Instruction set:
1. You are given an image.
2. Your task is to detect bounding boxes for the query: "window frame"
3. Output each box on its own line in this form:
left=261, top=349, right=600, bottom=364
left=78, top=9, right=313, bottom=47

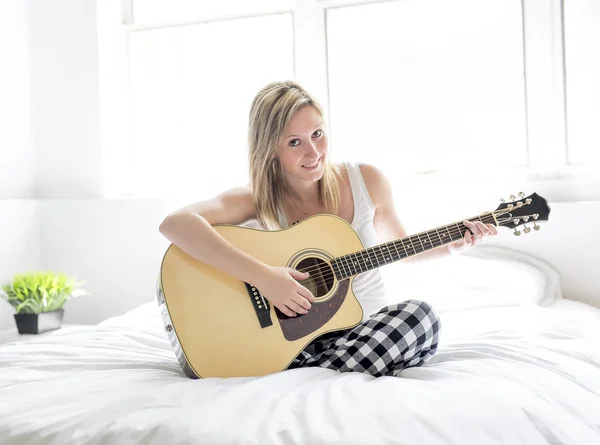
left=97, top=0, right=600, bottom=202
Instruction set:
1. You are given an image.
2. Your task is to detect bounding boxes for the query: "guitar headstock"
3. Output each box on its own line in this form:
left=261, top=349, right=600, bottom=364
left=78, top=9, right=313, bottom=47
left=494, top=192, right=550, bottom=236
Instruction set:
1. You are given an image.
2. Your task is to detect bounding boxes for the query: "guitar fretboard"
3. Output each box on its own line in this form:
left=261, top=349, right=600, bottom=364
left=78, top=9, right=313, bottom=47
left=331, top=213, right=496, bottom=280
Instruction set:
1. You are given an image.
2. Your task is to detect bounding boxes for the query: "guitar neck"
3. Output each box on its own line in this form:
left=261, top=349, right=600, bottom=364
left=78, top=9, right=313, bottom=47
left=331, top=213, right=497, bottom=280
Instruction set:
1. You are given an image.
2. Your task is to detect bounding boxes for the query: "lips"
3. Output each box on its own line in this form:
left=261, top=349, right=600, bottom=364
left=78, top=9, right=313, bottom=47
left=301, top=158, right=320, bottom=168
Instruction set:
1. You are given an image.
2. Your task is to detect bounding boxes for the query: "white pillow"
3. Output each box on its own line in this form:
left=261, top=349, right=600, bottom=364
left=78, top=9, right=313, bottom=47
left=382, top=245, right=563, bottom=312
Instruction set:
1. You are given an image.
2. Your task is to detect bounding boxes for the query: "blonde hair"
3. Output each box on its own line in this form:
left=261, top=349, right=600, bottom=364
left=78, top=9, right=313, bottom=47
left=248, top=80, right=341, bottom=230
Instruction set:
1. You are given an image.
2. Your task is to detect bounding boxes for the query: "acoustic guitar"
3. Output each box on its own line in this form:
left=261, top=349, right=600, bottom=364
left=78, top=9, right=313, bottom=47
left=157, top=192, right=550, bottom=379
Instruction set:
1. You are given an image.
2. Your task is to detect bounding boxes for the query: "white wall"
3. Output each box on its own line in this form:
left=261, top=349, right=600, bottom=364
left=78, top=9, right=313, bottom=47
left=0, top=0, right=34, bottom=199
left=0, top=0, right=39, bottom=329
left=29, top=0, right=103, bottom=198
left=1, top=0, right=599, bottom=329
left=38, top=198, right=171, bottom=325
left=0, top=201, right=40, bottom=329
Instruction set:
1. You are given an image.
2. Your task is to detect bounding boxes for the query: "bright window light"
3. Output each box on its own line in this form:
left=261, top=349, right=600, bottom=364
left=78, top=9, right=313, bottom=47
left=132, top=0, right=294, bottom=24
left=564, top=0, right=600, bottom=165
left=127, top=14, right=294, bottom=198
left=326, top=0, right=527, bottom=174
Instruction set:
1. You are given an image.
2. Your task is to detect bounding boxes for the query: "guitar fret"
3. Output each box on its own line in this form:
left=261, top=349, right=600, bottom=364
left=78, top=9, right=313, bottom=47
left=399, top=240, right=409, bottom=258
left=356, top=250, right=365, bottom=272
left=456, top=223, right=463, bottom=239
left=371, top=247, right=381, bottom=267
left=436, top=229, right=444, bottom=245
left=341, top=255, right=351, bottom=278
left=365, top=249, right=374, bottom=269
left=445, top=226, right=454, bottom=241
left=416, top=234, right=425, bottom=251
left=407, top=236, right=418, bottom=255
left=354, top=252, right=364, bottom=273
left=373, top=245, right=385, bottom=266
left=360, top=250, right=371, bottom=271
left=382, top=245, right=388, bottom=263
left=425, top=230, right=435, bottom=248
left=383, top=244, right=394, bottom=263
left=380, top=245, right=387, bottom=264
left=352, top=253, right=362, bottom=274
left=385, top=243, right=400, bottom=263
left=365, top=249, right=375, bottom=271
left=347, top=253, right=357, bottom=275
left=391, top=241, right=403, bottom=260
left=331, top=259, right=341, bottom=280
left=352, top=253, right=361, bottom=274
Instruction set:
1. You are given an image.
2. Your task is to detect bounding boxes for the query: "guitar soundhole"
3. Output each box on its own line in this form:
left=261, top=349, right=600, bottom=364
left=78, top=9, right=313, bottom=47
left=296, top=257, right=335, bottom=299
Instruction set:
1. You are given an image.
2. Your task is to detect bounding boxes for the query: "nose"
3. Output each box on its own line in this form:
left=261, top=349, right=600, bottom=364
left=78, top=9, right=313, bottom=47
left=307, top=139, right=320, bottom=156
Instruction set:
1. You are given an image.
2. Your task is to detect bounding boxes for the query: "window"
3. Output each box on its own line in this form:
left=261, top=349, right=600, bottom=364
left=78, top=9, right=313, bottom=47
left=132, top=0, right=294, bottom=25
left=326, top=0, right=527, bottom=173
left=97, top=0, right=600, bottom=202
left=564, top=0, right=600, bottom=165
left=124, top=14, right=294, bottom=198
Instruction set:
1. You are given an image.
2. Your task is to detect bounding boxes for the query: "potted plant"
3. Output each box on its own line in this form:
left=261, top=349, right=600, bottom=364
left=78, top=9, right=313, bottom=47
left=0, top=271, right=90, bottom=334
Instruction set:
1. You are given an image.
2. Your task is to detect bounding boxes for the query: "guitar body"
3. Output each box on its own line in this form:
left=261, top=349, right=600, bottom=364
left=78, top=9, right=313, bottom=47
left=157, top=214, right=365, bottom=379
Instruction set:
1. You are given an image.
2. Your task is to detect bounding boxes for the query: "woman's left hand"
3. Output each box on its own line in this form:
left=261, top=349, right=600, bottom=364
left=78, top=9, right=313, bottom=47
left=448, top=220, right=498, bottom=256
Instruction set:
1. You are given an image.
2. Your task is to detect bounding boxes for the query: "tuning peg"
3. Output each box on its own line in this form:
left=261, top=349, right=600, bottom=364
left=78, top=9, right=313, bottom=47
left=513, top=228, right=521, bottom=236
left=509, top=195, right=516, bottom=201
left=523, top=226, right=531, bottom=234
left=518, top=192, right=526, bottom=198
left=501, top=198, right=506, bottom=203
left=533, top=223, right=540, bottom=231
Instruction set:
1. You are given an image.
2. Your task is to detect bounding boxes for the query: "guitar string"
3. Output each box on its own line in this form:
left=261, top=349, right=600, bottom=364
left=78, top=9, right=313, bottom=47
left=294, top=214, right=498, bottom=282
left=297, top=215, right=537, bottom=284
left=294, top=205, right=531, bottom=277
left=293, top=213, right=498, bottom=278
left=295, top=208, right=534, bottom=281
left=290, top=209, right=536, bottom=281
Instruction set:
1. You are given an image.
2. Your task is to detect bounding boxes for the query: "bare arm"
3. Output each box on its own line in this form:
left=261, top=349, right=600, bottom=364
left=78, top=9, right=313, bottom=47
left=159, top=187, right=269, bottom=286
left=361, top=164, right=497, bottom=264
left=158, top=187, right=315, bottom=316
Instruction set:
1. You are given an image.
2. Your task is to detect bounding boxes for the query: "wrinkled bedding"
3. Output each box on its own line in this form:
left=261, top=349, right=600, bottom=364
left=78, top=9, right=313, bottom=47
left=1, top=298, right=599, bottom=445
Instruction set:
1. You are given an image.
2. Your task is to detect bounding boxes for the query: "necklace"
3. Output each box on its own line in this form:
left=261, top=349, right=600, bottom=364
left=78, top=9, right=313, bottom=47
left=287, top=195, right=316, bottom=226
left=288, top=195, right=313, bottom=216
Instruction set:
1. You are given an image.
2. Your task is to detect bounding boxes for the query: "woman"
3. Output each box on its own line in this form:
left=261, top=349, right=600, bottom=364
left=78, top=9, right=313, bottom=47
left=159, top=80, right=497, bottom=377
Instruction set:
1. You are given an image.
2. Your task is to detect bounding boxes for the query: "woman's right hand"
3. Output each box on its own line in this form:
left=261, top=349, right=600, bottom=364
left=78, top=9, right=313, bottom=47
left=253, top=266, right=315, bottom=317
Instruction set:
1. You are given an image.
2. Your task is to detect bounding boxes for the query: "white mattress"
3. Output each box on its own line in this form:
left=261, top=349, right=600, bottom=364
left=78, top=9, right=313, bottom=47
left=1, top=299, right=599, bottom=445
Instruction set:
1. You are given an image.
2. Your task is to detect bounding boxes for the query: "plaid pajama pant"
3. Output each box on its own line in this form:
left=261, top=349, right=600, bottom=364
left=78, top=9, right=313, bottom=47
left=288, top=299, right=441, bottom=377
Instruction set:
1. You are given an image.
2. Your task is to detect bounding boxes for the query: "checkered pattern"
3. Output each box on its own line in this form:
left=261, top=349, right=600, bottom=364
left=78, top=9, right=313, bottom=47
left=288, top=299, right=441, bottom=377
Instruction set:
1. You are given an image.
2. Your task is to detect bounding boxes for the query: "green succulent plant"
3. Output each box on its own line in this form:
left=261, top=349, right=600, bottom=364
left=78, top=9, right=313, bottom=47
left=1, top=271, right=90, bottom=315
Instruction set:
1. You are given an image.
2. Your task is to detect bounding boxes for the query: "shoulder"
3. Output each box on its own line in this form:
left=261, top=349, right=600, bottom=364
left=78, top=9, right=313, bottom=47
left=216, top=185, right=255, bottom=212
left=219, top=185, right=253, bottom=201
left=167, top=185, right=256, bottom=226
left=356, top=163, right=392, bottom=208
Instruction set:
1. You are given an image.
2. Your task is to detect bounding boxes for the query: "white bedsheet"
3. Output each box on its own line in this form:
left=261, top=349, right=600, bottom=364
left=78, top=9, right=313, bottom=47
left=1, top=300, right=599, bottom=445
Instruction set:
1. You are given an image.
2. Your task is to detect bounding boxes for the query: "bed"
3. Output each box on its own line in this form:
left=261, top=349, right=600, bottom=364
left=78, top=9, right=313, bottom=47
left=1, top=246, right=599, bottom=445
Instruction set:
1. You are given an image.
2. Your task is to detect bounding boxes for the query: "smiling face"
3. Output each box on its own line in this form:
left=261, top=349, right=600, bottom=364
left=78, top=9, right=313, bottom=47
left=275, top=105, right=328, bottom=189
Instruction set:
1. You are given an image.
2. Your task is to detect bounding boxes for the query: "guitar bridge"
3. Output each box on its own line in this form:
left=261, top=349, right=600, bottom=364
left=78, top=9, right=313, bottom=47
left=244, top=282, right=273, bottom=328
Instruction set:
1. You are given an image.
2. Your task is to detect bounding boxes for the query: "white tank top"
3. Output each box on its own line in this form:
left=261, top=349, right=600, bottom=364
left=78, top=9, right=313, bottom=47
left=278, top=162, right=388, bottom=321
